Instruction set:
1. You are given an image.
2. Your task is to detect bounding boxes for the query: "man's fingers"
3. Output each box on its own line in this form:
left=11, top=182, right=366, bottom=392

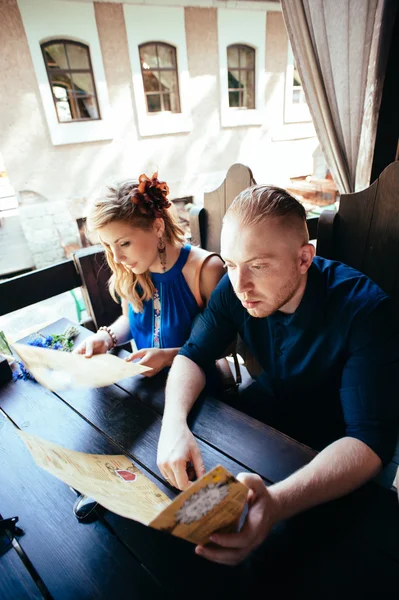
left=195, top=544, right=244, bottom=566
left=84, top=341, right=93, bottom=358
left=237, top=472, right=265, bottom=498
left=209, top=528, right=249, bottom=549
left=191, top=443, right=206, bottom=480
left=125, top=349, right=146, bottom=362
left=174, top=461, right=191, bottom=490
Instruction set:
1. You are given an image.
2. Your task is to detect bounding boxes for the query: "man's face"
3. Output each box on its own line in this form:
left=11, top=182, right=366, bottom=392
left=221, top=216, right=310, bottom=318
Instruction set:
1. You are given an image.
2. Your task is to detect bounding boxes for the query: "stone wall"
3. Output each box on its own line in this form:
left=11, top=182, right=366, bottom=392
left=19, top=198, right=80, bottom=269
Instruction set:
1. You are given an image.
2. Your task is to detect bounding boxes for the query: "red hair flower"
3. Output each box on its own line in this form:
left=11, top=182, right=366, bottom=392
left=131, top=172, right=171, bottom=217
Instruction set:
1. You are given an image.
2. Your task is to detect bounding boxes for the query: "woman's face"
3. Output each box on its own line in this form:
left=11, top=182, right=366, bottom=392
left=98, top=219, right=162, bottom=275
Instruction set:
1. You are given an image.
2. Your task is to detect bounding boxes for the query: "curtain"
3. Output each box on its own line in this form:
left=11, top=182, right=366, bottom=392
left=281, top=0, right=396, bottom=193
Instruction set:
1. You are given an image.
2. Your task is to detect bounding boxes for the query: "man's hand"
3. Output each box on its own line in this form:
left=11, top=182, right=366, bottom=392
left=157, top=420, right=206, bottom=489
left=125, top=348, right=177, bottom=377
left=195, top=473, right=278, bottom=566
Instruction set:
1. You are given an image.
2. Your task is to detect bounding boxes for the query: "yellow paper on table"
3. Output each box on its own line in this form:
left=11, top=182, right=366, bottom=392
left=11, top=343, right=151, bottom=391
left=18, top=430, right=248, bottom=545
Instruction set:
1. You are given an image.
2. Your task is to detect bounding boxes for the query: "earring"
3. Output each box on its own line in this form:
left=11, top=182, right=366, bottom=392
left=158, top=237, right=166, bottom=272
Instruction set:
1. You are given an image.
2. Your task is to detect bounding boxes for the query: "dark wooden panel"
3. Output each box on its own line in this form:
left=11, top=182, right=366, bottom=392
left=0, top=260, right=81, bottom=316
left=0, top=548, right=43, bottom=600
left=316, top=211, right=337, bottom=258
left=38, top=320, right=315, bottom=483
left=0, top=411, right=163, bottom=600
left=332, top=179, right=378, bottom=271
left=306, top=215, right=319, bottom=241
left=362, top=161, right=399, bottom=297
left=73, top=246, right=121, bottom=329
left=188, top=205, right=207, bottom=248
left=36, top=319, right=315, bottom=483
left=35, top=320, right=267, bottom=481
left=115, top=370, right=316, bottom=484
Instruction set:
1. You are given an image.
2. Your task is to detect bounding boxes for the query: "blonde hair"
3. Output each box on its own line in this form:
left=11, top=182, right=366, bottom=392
left=224, top=185, right=309, bottom=243
left=87, top=178, right=185, bottom=312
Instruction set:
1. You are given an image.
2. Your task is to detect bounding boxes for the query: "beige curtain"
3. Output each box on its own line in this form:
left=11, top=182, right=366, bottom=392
left=281, top=0, right=396, bottom=193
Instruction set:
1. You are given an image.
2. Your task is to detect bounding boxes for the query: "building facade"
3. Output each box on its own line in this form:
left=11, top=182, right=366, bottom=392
left=1, top=0, right=318, bottom=210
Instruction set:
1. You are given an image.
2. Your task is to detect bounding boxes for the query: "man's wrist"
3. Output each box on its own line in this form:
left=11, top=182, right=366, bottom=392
left=163, top=348, right=179, bottom=367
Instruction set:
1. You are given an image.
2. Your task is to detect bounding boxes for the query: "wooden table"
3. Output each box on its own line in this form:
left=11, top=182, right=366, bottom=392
left=1, top=319, right=398, bottom=600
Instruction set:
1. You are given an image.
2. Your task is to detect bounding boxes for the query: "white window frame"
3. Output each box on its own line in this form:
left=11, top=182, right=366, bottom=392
left=284, top=43, right=312, bottom=124
left=218, top=9, right=266, bottom=128
left=17, top=0, right=113, bottom=146
left=124, top=5, right=192, bottom=137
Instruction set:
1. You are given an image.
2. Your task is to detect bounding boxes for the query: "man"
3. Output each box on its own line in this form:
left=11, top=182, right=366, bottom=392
left=157, top=185, right=399, bottom=566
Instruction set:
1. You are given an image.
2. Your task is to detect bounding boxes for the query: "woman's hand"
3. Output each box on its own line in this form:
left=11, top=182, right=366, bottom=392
left=74, top=331, right=112, bottom=357
left=125, top=347, right=177, bottom=377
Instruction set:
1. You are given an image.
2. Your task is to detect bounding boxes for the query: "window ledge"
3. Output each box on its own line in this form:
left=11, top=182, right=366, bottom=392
left=138, top=112, right=192, bottom=137
left=49, top=119, right=114, bottom=146
left=271, top=122, right=316, bottom=142
left=221, top=108, right=263, bottom=128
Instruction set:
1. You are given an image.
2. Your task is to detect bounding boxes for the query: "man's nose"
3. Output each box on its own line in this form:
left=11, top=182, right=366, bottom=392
left=234, top=268, right=252, bottom=294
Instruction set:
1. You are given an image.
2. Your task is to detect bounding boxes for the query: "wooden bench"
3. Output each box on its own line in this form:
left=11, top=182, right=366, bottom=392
left=317, top=161, right=399, bottom=491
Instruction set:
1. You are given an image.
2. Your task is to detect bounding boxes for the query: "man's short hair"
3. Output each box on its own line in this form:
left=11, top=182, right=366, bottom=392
left=225, top=185, right=307, bottom=228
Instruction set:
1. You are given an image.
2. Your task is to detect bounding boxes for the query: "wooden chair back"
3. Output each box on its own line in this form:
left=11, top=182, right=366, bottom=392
left=189, top=163, right=256, bottom=253
left=73, top=245, right=122, bottom=329
left=318, top=161, right=399, bottom=491
left=317, top=161, right=399, bottom=302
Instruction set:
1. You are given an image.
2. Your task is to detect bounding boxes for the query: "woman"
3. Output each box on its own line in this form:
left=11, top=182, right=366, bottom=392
left=75, top=173, right=225, bottom=376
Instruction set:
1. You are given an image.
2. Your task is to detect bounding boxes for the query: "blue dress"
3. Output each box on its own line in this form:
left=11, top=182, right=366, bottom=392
left=128, top=244, right=202, bottom=349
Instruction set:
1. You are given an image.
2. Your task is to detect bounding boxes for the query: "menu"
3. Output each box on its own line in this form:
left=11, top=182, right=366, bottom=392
left=19, top=430, right=248, bottom=545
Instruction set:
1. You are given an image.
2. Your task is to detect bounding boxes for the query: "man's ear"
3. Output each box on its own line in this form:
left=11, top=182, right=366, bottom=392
left=299, top=243, right=315, bottom=273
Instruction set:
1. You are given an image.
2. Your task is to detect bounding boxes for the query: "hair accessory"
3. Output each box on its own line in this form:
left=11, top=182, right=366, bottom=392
left=130, top=173, right=171, bottom=217
left=98, top=326, right=117, bottom=350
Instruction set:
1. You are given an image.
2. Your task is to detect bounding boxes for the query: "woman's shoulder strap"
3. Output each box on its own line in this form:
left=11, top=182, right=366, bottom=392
left=190, top=246, right=223, bottom=309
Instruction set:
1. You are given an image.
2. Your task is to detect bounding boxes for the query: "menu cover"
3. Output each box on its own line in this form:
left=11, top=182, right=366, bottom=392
left=19, top=430, right=248, bottom=545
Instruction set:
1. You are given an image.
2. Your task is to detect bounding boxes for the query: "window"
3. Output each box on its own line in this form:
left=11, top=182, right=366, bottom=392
left=284, top=43, right=311, bottom=123
left=139, top=43, right=180, bottom=114
left=292, top=61, right=306, bottom=104
left=227, top=44, right=255, bottom=109
left=41, top=40, right=100, bottom=123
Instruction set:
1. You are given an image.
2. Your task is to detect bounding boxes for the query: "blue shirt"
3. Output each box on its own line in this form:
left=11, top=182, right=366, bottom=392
left=128, top=244, right=201, bottom=349
left=179, top=257, right=399, bottom=463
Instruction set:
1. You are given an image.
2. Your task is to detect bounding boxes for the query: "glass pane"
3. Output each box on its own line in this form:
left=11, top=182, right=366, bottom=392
left=163, top=94, right=171, bottom=111
left=228, top=70, right=242, bottom=90
left=52, top=85, right=73, bottom=121
left=142, top=70, right=160, bottom=93
left=71, top=73, right=94, bottom=97
left=140, top=44, right=158, bottom=70
left=293, top=88, right=301, bottom=104
left=229, top=91, right=240, bottom=107
left=239, top=46, right=255, bottom=69
left=157, top=44, right=175, bottom=68
left=240, top=71, right=255, bottom=108
left=227, top=46, right=239, bottom=68
left=146, top=94, right=161, bottom=112
left=160, top=70, right=177, bottom=94
left=169, top=92, right=180, bottom=113
left=43, top=44, right=68, bottom=70
left=66, top=43, right=90, bottom=70
left=76, top=95, right=98, bottom=119
left=293, top=63, right=301, bottom=87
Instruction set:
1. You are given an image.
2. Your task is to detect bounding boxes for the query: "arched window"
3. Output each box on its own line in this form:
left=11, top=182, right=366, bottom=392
left=139, top=42, right=181, bottom=113
left=41, top=40, right=100, bottom=122
left=227, top=44, right=255, bottom=109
